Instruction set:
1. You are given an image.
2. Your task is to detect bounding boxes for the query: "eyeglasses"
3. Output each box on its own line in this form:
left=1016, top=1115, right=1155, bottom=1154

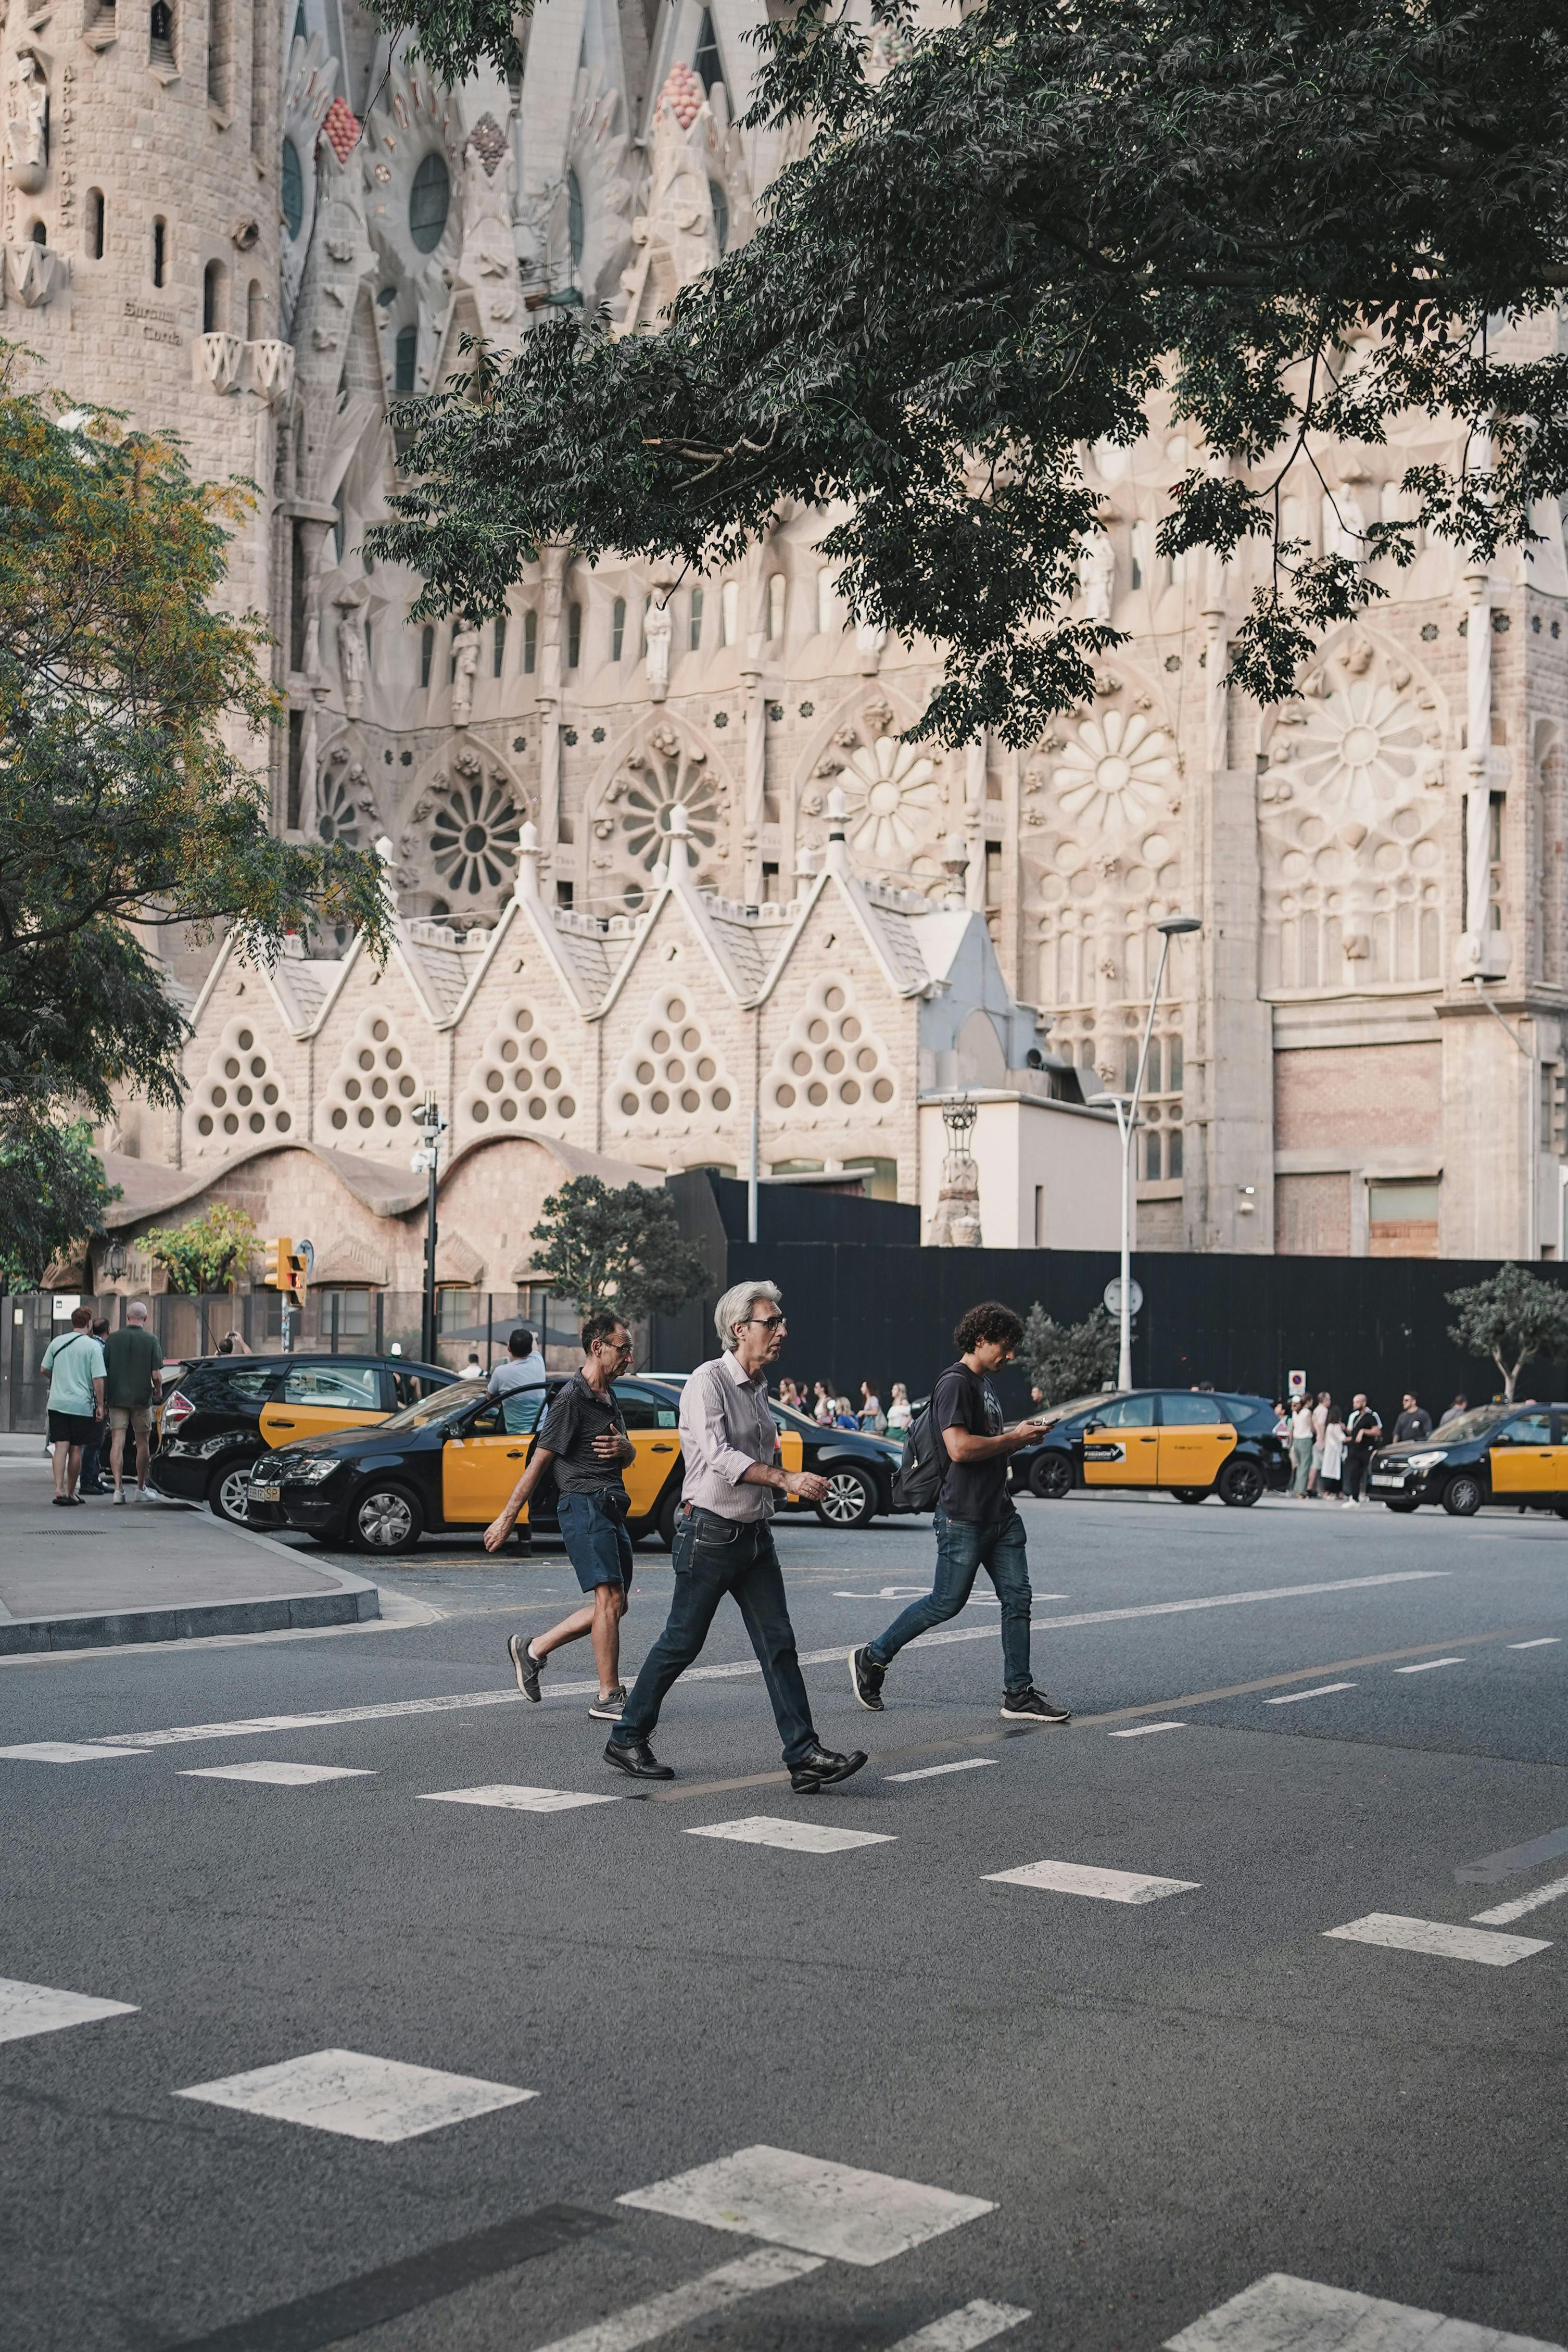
left=748, top=1312, right=787, bottom=1330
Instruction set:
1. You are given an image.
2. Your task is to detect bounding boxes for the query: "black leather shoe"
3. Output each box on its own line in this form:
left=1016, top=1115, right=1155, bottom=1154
left=789, top=1747, right=868, bottom=1794
left=604, top=1736, right=674, bottom=1781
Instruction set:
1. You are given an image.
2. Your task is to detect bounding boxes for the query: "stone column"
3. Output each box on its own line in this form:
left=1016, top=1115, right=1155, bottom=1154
left=964, top=736, right=987, bottom=912
left=537, top=543, right=566, bottom=865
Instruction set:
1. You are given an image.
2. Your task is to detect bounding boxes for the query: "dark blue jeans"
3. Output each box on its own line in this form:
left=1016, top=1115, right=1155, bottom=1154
left=616, top=1505, right=818, bottom=1767
left=866, top=1505, right=1034, bottom=1694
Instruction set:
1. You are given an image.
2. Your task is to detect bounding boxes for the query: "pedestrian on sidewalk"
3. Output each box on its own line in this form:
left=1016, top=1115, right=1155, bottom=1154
left=886, top=1381, right=913, bottom=1434
left=812, top=1380, right=833, bottom=1424
left=103, top=1302, right=162, bottom=1502
left=487, top=1325, right=547, bottom=1429
left=850, top=1301, right=1071, bottom=1725
left=858, top=1381, right=886, bottom=1433
left=1307, top=1390, right=1330, bottom=1498
left=777, top=1377, right=802, bottom=1411
left=604, top=1280, right=867, bottom=1791
left=78, top=1318, right=113, bottom=1494
left=42, top=1306, right=105, bottom=1506
left=1342, top=1393, right=1383, bottom=1505
left=1437, top=1394, right=1468, bottom=1428
left=1394, top=1392, right=1432, bottom=1443
left=1289, top=1398, right=1314, bottom=1497
left=1320, top=1404, right=1346, bottom=1499
left=484, top=1314, right=638, bottom=1720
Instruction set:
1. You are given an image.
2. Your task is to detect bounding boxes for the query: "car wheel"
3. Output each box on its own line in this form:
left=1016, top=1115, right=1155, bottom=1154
left=208, top=1456, right=261, bottom=1526
left=352, top=1482, right=424, bottom=1553
left=815, top=1466, right=878, bottom=1529
left=1172, top=1487, right=1209, bottom=1505
left=1028, top=1452, right=1073, bottom=1501
left=655, top=1488, right=681, bottom=1551
left=1441, top=1472, right=1483, bottom=1518
left=1383, top=1499, right=1420, bottom=1515
left=1218, top=1458, right=1265, bottom=1508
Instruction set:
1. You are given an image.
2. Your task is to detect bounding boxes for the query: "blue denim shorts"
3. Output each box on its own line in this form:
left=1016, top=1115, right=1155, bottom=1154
left=558, top=1489, right=635, bottom=1593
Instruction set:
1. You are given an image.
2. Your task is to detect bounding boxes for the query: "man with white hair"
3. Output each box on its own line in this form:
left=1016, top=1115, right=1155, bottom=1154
left=604, top=1279, right=868, bottom=1791
left=102, top=1302, right=162, bottom=1502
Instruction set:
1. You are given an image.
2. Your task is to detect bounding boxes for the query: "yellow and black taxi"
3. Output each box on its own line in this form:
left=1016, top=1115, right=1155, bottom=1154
left=1368, top=1402, right=1568, bottom=1516
left=1009, top=1387, right=1289, bottom=1507
left=249, top=1374, right=692, bottom=1552
left=150, top=1352, right=456, bottom=1525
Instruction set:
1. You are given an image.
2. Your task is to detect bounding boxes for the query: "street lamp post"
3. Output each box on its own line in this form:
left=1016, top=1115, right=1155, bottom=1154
left=410, top=1093, right=447, bottom=1365
left=1088, top=913, right=1201, bottom=1390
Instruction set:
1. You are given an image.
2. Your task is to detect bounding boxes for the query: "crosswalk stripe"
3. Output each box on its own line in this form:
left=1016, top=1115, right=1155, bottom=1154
left=1509, top=1637, right=1561, bottom=1649
left=885, top=1758, right=997, bottom=1781
left=1322, top=1913, right=1551, bottom=1966
left=181, top=1763, right=374, bottom=1785
left=617, top=2145, right=995, bottom=2266
left=1265, top=1682, right=1356, bottom=1704
left=0, top=1976, right=138, bottom=2045
left=174, top=2047, right=537, bottom=2142
left=1393, top=1657, right=1465, bottom=1674
left=984, top=1859, right=1199, bottom=1904
left=1471, top=1868, right=1568, bottom=1927
left=525, top=2247, right=825, bottom=2352
left=420, top=1785, right=622, bottom=1813
left=687, top=1815, right=895, bottom=1855
left=1107, top=1722, right=1186, bottom=1738
left=888, top=2301, right=1032, bottom=2352
left=1165, top=2270, right=1565, bottom=2352
left=0, top=1741, right=147, bottom=1763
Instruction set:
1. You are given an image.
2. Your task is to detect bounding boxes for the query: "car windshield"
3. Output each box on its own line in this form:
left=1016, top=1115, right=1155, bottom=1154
left=374, top=1377, right=487, bottom=1434
left=1031, top=1392, right=1121, bottom=1430
left=1413, top=1405, right=1514, bottom=1445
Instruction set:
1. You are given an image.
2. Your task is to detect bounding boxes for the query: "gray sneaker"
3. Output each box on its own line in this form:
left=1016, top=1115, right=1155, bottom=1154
left=588, top=1684, right=626, bottom=1722
left=507, top=1633, right=543, bottom=1701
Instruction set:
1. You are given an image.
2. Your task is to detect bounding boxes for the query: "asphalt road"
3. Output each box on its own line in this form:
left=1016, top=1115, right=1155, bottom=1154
left=3, top=1491, right=1566, bottom=2352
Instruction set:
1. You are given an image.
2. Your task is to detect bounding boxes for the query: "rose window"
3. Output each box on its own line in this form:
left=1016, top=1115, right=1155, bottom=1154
left=1266, top=675, right=1425, bottom=834
left=617, top=738, right=722, bottom=872
left=326, top=1014, right=422, bottom=1142
left=841, top=736, right=941, bottom=865
left=429, top=774, right=523, bottom=898
left=610, top=988, right=734, bottom=1130
left=1053, top=710, right=1175, bottom=838
left=189, top=1020, right=294, bottom=1150
left=317, top=771, right=361, bottom=848
left=463, top=1004, right=577, bottom=1131
left=768, top=978, right=895, bottom=1121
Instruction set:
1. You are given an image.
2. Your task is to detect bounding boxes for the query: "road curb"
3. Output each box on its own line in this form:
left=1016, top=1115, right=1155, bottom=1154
left=0, top=1562, right=382, bottom=1654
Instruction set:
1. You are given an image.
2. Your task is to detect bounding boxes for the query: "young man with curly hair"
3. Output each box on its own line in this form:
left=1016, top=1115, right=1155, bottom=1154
left=851, top=1300, right=1071, bottom=1723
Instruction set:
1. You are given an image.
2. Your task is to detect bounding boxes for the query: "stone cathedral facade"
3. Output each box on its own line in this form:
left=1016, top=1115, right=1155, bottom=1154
left=8, top=0, right=1568, bottom=1276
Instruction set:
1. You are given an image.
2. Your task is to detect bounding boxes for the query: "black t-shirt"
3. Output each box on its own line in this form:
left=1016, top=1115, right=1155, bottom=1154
left=932, top=1361, right=1008, bottom=1521
left=538, top=1373, right=630, bottom=1495
left=1346, top=1407, right=1383, bottom=1452
left=1394, top=1407, right=1432, bottom=1443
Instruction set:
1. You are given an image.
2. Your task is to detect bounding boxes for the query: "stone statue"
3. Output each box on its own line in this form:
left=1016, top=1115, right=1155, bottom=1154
left=1080, top=527, right=1115, bottom=621
left=6, top=53, right=47, bottom=192
left=453, top=117, right=521, bottom=346
left=645, top=594, right=673, bottom=702
left=336, top=603, right=368, bottom=719
left=450, top=625, right=481, bottom=727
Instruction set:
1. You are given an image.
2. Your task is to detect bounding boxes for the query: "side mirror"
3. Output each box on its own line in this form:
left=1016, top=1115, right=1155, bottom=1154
left=1084, top=1420, right=1102, bottom=1435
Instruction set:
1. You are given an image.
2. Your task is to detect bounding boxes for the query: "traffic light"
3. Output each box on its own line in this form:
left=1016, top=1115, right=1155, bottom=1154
left=262, top=1236, right=296, bottom=1294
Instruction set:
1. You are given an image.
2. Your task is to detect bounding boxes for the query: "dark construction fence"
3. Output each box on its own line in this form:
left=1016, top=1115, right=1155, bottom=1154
left=647, top=1173, right=1568, bottom=1427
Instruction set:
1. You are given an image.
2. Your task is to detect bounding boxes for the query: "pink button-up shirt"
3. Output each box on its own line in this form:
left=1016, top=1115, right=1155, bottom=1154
left=678, top=1350, right=778, bottom=1521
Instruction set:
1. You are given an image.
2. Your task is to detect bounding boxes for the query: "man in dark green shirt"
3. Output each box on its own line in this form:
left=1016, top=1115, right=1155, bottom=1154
left=103, top=1303, right=162, bottom=1502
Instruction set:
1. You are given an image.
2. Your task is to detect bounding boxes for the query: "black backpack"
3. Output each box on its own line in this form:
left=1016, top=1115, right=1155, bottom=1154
left=891, top=1400, right=945, bottom=1513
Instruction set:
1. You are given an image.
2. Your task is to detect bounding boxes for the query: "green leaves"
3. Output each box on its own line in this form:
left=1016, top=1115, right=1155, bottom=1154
left=368, top=0, right=1568, bottom=743
left=1020, top=1303, right=1119, bottom=1408
left=0, top=1113, right=117, bottom=1292
left=528, top=1176, right=712, bottom=1326
left=1445, top=1264, right=1568, bottom=1400
left=141, top=1203, right=259, bottom=1296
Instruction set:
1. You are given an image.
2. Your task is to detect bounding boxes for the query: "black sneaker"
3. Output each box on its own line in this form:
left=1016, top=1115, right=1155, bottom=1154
left=588, top=1684, right=626, bottom=1722
left=507, top=1633, right=543, bottom=1702
left=604, top=1735, right=673, bottom=1781
left=849, top=1647, right=885, bottom=1712
left=1001, top=1688, right=1072, bottom=1722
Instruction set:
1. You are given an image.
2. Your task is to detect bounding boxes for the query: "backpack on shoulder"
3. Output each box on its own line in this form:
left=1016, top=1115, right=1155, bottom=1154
left=890, top=1401, right=945, bottom=1513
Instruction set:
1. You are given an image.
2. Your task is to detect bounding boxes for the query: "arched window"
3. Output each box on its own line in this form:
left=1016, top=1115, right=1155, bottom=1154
left=280, top=137, right=304, bottom=240
left=491, top=614, right=506, bottom=677
left=150, top=216, right=167, bottom=286
left=709, top=180, right=728, bottom=254
left=30, top=219, right=46, bottom=248
left=394, top=323, right=416, bottom=394
left=202, top=259, right=225, bottom=333
left=246, top=278, right=263, bottom=337
left=689, top=585, right=704, bottom=650
left=419, top=624, right=435, bottom=689
left=720, top=578, right=738, bottom=646
left=611, top=596, right=626, bottom=661
left=149, top=0, right=175, bottom=67
left=409, top=153, right=450, bottom=253
left=86, top=191, right=105, bottom=261
left=694, top=6, right=723, bottom=93
left=766, top=573, right=786, bottom=640
left=566, top=170, right=585, bottom=271
left=566, top=600, right=581, bottom=669
left=523, top=608, right=537, bottom=675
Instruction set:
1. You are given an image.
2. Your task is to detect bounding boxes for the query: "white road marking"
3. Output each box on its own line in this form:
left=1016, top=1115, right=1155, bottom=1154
left=1108, top=1722, right=1186, bottom=1738
left=1265, top=1682, right=1356, bottom=1704
left=885, top=1758, right=997, bottom=1781
left=1471, top=1868, right=1568, bottom=1927
left=833, top=1590, right=1066, bottom=1603
left=174, top=2047, right=536, bottom=2141
left=525, top=2248, right=825, bottom=2352
left=1166, top=2270, right=1566, bottom=2352
left=85, top=1571, right=1449, bottom=1751
left=1323, top=1914, right=1550, bottom=1966
left=888, top=2303, right=1032, bottom=2352
left=1509, top=1637, right=1561, bottom=1649
left=984, top=1859, right=1199, bottom=1904
left=617, top=2144, right=994, bottom=2266
left=0, top=1741, right=147, bottom=1763
left=420, top=1784, right=622, bottom=1814
left=687, top=1815, right=895, bottom=1855
left=1393, top=1657, right=1465, bottom=1674
left=0, top=1976, right=138, bottom=2046
left=181, top=1762, right=375, bottom=1785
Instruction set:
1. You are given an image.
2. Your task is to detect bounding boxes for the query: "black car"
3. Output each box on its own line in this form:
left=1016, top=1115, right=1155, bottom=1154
left=150, top=1352, right=455, bottom=1526
left=1368, top=1401, right=1568, bottom=1516
left=639, top=1376, right=911, bottom=1529
left=1008, top=1387, right=1289, bottom=1507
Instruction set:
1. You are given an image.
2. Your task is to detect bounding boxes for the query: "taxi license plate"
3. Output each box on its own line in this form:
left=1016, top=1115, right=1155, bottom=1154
left=249, top=1483, right=282, bottom=1504
left=1370, top=1474, right=1402, bottom=1488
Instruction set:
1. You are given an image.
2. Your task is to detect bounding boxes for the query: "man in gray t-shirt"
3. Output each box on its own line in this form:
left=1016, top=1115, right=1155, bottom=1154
left=487, top=1326, right=547, bottom=1430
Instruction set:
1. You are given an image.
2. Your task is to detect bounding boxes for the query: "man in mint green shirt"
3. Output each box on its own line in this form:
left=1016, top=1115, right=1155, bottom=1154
left=41, top=1305, right=106, bottom=1505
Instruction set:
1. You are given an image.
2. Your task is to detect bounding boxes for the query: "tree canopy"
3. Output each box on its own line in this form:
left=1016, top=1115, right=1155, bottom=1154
left=527, top=1175, right=712, bottom=1323
left=370, top=0, right=1568, bottom=744
left=141, top=1203, right=259, bottom=1296
left=1020, top=1301, right=1119, bottom=1406
left=1445, top=1263, right=1568, bottom=1400
left=0, top=1116, right=116, bottom=1291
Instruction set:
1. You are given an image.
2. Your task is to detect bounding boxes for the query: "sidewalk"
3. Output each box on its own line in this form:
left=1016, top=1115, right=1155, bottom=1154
left=0, top=1462, right=379, bottom=1653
